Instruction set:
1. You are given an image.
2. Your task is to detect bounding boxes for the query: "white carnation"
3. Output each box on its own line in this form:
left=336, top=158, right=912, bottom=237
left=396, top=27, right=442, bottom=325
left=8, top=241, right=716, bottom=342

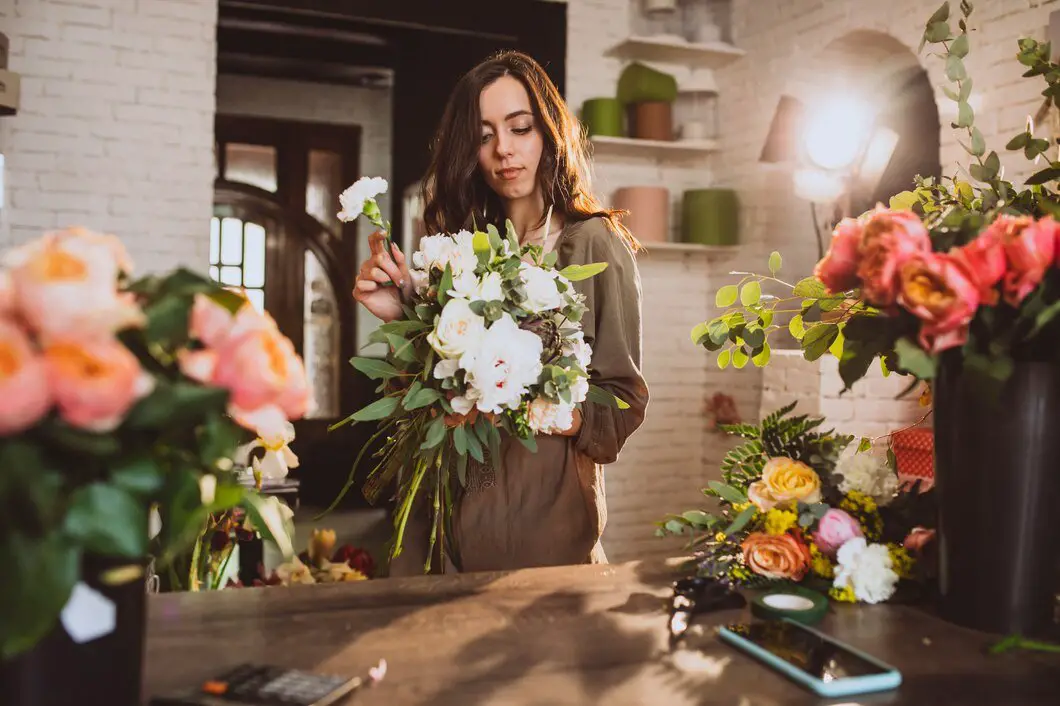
left=835, top=445, right=899, bottom=506
left=519, top=263, right=563, bottom=313
left=463, top=315, right=542, bottom=413
left=569, top=375, right=589, bottom=404
left=337, top=176, right=387, bottom=222
left=561, top=330, right=593, bottom=371
left=427, top=298, right=485, bottom=359
left=415, top=231, right=477, bottom=277
left=833, top=537, right=898, bottom=604
left=527, top=397, right=575, bottom=434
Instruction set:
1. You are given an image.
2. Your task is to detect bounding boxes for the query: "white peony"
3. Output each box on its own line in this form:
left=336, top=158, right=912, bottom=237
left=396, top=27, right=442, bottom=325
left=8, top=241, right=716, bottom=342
left=835, top=444, right=900, bottom=506
left=449, top=269, right=479, bottom=299
left=427, top=298, right=486, bottom=359
left=337, top=176, right=388, bottom=222
left=463, top=315, right=543, bottom=413
left=414, top=231, right=477, bottom=277
left=833, top=537, right=898, bottom=604
left=527, top=397, right=575, bottom=434
left=519, top=263, right=563, bottom=313
left=450, top=392, right=478, bottom=416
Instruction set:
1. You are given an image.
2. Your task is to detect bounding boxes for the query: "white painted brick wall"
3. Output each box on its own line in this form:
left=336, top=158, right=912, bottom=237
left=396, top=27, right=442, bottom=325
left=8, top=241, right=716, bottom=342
left=0, top=0, right=218, bottom=275
left=215, top=74, right=393, bottom=354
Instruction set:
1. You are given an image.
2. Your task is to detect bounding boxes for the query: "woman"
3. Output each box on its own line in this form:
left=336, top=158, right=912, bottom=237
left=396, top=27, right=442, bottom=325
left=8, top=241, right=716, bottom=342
left=353, top=51, right=649, bottom=575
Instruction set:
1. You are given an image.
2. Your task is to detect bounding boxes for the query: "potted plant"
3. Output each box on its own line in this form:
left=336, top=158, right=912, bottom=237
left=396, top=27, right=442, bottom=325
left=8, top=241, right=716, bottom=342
left=0, top=226, right=307, bottom=705
left=692, top=2, right=1060, bottom=636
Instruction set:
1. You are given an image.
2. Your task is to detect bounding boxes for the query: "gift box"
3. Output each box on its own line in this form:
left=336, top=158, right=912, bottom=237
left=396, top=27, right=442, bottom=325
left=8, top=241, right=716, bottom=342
left=891, top=427, right=934, bottom=491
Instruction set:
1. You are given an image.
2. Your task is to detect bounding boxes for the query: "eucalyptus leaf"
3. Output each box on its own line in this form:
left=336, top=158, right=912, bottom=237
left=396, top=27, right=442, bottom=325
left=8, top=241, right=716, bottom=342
left=732, top=347, right=749, bottom=369
left=350, top=357, right=401, bottom=380
left=970, top=128, right=986, bottom=157
left=768, top=251, right=782, bottom=274
left=740, top=281, right=762, bottom=307
left=420, top=414, right=447, bottom=450
left=352, top=396, right=400, bottom=422
left=717, top=349, right=732, bottom=369
left=708, top=481, right=748, bottom=505
left=725, top=505, right=757, bottom=536
left=793, top=277, right=826, bottom=298
left=802, top=323, right=840, bottom=362
left=946, top=54, right=967, bottom=81
left=951, top=33, right=969, bottom=58
left=716, top=284, right=739, bottom=307
left=752, top=342, right=772, bottom=367
left=557, top=262, right=608, bottom=282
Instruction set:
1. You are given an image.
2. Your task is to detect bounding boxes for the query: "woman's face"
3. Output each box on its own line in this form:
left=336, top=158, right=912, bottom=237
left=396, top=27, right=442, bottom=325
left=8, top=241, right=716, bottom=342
left=477, top=75, right=544, bottom=203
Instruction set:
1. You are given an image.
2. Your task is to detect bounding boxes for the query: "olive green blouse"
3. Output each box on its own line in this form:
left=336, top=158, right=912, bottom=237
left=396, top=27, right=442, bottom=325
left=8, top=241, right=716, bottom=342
left=389, top=216, right=650, bottom=575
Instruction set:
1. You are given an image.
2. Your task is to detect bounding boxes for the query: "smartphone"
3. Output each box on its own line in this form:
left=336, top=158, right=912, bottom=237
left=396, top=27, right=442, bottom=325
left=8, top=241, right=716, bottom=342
left=717, top=620, right=902, bottom=698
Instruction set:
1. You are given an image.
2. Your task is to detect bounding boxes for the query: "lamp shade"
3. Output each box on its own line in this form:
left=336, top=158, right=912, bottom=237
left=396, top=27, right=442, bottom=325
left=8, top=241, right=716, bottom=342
left=613, top=187, right=670, bottom=244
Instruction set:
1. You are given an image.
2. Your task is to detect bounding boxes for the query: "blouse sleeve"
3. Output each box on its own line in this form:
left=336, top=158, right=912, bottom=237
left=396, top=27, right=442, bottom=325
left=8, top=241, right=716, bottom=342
left=564, top=219, right=649, bottom=465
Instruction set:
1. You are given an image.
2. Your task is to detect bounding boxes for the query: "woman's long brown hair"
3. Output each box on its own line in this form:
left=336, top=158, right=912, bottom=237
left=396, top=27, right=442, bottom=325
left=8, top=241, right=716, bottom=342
left=420, top=50, right=638, bottom=251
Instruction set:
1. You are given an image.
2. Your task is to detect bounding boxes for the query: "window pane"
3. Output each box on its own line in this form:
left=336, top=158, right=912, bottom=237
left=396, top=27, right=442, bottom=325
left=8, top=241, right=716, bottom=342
left=303, top=250, right=339, bottom=418
left=224, top=143, right=277, bottom=193
left=220, top=266, right=242, bottom=286
left=210, top=217, right=220, bottom=265
left=245, top=288, right=265, bottom=313
left=220, top=217, right=243, bottom=266
left=209, top=265, right=219, bottom=281
left=306, top=149, right=343, bottom=233
left=242, top=222, right=266, bottom=288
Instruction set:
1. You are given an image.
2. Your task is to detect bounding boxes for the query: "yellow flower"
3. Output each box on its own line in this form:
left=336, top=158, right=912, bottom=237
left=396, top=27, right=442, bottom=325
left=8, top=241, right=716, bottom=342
left=887, top=544, right=916, bottom=580
left=748, top=457, right=822, bottom=511
left=732, top=502, right=753, bottom=514
left=840, top=490, right=878, bottom=514
left=839, top=491, right=883, bottom=541
left=714, top=531, right=727, bottom=543
left=829, top=584, right=857, bottom=603
left=809, top=544, right=835, bottom=579
left=763, top=509, right=798, bottom=536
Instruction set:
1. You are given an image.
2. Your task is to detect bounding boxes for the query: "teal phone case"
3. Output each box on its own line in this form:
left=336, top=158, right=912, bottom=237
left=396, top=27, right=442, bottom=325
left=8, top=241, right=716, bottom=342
left=717, top=620, right=903, bottom=698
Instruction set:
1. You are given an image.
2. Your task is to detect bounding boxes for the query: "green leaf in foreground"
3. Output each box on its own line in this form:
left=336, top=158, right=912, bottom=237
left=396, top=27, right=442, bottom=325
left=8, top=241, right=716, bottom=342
left=558, top=262, right=608, bottom=281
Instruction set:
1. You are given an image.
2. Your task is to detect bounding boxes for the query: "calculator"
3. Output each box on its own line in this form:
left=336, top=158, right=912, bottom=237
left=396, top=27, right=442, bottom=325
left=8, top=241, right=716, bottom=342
left=150, top=663, right=363, bottom=706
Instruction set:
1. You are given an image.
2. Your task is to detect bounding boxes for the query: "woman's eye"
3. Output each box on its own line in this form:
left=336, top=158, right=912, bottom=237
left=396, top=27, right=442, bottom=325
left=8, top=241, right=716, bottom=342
left=512, top=125, right=533, bottom=135
left=481, top=133, right=494, bottom=145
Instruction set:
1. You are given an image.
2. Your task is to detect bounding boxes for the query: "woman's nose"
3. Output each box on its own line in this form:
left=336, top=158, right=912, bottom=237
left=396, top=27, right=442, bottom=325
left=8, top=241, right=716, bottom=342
left=495, top=133, right=514, bottom=157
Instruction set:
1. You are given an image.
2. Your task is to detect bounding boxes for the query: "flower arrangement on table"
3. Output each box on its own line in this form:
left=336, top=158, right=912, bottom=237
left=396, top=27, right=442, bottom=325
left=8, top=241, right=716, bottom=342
left=325, top=177, right=626, bottom=571
left=658, top=403, right=936, bottom=604
left=0, top=226, right=307, bottom=657
left=220, top=529, right=377, bottom=588
left=692, top=2, right=1060, bottom=397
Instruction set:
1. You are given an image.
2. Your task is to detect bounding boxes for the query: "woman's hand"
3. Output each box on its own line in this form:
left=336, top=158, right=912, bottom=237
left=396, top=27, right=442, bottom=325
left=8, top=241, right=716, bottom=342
left=352, top=231, right=414, bottom=323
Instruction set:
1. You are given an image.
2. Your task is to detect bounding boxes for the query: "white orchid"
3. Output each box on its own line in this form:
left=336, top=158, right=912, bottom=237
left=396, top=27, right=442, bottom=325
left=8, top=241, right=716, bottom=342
left=337, top=176, right=388, bottom=223
left=238, top=419, right=300, bottom=481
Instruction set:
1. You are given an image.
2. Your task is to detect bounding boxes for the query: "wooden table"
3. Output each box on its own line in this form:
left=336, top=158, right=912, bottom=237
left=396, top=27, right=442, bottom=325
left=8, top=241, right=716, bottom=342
left=145, top=560, right=1059, bottom=705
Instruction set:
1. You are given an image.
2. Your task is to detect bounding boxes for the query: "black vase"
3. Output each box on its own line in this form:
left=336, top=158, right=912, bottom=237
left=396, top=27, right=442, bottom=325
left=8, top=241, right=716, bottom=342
left=0, top=554, right=147, bottom=706
left=933, top=355, right=1060, bottom=637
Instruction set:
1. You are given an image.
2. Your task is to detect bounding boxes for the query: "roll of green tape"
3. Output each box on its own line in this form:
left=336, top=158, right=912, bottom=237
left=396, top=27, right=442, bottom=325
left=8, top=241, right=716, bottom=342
left=681, top=188, right=740, bottom=246
left=751, top=586, right=829, bottom=626
left=582, top=97, right=623, bottom=138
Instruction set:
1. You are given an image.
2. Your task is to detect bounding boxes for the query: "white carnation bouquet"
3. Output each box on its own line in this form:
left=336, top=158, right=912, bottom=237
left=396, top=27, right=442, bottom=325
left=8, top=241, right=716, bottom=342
left=327, top=177, right=627, bottom=571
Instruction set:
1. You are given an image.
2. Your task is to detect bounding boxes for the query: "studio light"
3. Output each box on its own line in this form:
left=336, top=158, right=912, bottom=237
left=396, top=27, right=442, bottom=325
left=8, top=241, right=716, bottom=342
left=802, top=95, right=874, bottom=171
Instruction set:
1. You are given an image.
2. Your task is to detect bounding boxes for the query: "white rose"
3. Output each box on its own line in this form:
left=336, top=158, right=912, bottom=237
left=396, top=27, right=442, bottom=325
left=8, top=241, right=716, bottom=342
left=463, top=315, right=543, bottom=413
left=527, top=397, right=575, bottom=434
left=474, top=271, right=505, bottom=302
left=833, top=537, right=898, bottom=604
left=519, top=263, right=563, bottom=313
left=427, top=299, right=486, bottom=359
left=450, top=230, right=479, bottom=276
left=449, top=269, right=479, bottom=299
left=835, top=444, right=900, bottom=506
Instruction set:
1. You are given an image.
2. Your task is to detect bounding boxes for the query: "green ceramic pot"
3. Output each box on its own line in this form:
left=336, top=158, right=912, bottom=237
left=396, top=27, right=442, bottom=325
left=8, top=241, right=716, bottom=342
left=681, top=189, right=739, bottom=246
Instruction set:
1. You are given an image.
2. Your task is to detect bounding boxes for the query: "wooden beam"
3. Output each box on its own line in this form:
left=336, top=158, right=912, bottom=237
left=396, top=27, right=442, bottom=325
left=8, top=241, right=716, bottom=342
left=217, top=26, right=396, bottom=68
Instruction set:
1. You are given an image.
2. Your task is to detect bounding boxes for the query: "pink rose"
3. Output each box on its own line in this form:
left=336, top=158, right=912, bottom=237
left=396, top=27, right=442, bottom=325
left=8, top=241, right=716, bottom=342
left=814, top=218, right=862, bottom=294
left=813, top=508, right=864, bottom=557
left=903, top=527, right=936, bottom=553
left=44, top=337, right=154, bottom=432
left=0, top=318, right=53, bottom=434
left=6, top=227, right=141, bottom=342
left=897, top=253, right=980, bottom=354
left=992, top=215, right=1058, bottom=306
left=950, top=230, right=1006, bottom=306
left=856, top=208, right=932, bottom=308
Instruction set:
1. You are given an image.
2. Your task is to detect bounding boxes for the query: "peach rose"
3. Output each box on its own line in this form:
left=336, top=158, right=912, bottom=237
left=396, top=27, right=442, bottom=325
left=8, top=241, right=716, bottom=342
left=0, top=271, right=15, bottom=317
left=897, top=253, right=980, bottom=355
left=751, top=457, right=822, bottom=510
left=950, top=229, right=1006, bottom=306
left=44, top=337, right=154, bottom=432
left=903, top=527, right=936, bottom=553
left=213, top=324, right=308, bottom=421
left=0, top=318, right=53, bottom=434
left=6, top=227, right=141, bottom=341
left=992, top=215, right=1058, bottom=306
left=815, top=218, right=862, bottom=294
left=742, top=532, right=811, bottom=580
left=856, top=208, right=932, bottom=308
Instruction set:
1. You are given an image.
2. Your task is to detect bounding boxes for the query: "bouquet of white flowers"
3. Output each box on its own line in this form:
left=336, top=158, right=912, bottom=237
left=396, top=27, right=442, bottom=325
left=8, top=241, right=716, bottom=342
left=327, top=177, right=627, bottom=571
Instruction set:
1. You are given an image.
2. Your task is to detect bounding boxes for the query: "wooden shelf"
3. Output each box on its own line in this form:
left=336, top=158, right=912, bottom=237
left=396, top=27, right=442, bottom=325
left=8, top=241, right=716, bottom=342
left=606, top=36, right=745, bottom=69
left=589, top=135, right=719, bottom=158
left=642, top=242, right=738, bottom=254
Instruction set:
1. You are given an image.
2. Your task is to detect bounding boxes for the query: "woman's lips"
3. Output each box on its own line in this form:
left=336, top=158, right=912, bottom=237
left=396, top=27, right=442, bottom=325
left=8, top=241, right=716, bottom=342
left=497, top=167, right=523, bottom=181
